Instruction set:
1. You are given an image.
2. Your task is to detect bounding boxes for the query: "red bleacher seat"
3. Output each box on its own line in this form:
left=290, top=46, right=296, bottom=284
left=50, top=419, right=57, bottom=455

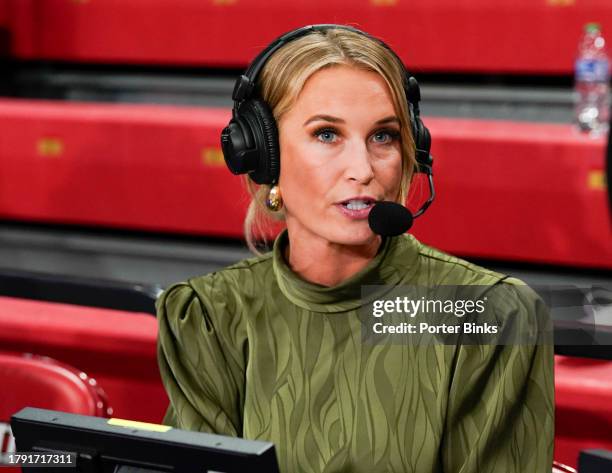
left=0, top=352, right=112, bottom=420
left=555, top=355, right=612, bottom=467
left=0, top=352, right=112, bottom=473
left=0, top=295, right=167, bottom=424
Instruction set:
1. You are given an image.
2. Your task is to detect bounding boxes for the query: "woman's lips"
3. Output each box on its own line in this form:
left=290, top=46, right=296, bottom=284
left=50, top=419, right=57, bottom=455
left=334, top=202, right=375, bottom=220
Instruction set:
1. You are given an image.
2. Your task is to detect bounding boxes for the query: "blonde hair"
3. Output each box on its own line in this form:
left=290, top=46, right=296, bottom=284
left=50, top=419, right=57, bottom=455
left=242, top=26, right=418, bottom=255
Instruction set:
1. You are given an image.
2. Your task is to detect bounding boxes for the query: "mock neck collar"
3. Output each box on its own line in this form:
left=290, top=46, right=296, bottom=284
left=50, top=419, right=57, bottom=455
left=272, top=228, right=420, bottom=313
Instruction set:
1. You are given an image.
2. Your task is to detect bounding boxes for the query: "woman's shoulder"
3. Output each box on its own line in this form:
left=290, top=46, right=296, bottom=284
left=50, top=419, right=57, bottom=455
left=156, top=251, right=275, bottom=320
left=190, top=250, right=274, bottom=294
left=405, top=235, right=547, bottom=317
left=406, top=234, right=510, bottom=286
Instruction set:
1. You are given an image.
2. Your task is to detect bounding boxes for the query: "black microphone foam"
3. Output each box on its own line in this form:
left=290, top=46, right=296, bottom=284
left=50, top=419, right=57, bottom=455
left=368, top=201, right=414, bottom=236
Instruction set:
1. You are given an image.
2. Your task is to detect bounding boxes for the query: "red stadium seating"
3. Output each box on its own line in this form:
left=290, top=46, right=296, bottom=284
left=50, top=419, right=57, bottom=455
left=0, top=98, right=609, bottom=269
left=0, top=352, right=112, bottom=420
left=2, top=0, right=612, bottom=74
left=0, top=296, right=166, bottom=424
left=554, top=355, right=612, bottom=467
left=0, top=352, right=112, bottom=473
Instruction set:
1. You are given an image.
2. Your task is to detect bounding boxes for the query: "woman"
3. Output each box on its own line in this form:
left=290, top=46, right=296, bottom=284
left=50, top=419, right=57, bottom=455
left=157, top=25, right=554, bottom=473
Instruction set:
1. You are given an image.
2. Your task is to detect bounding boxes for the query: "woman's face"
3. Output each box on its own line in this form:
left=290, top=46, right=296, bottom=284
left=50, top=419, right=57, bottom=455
left=278, top=64, right=404, bottom=247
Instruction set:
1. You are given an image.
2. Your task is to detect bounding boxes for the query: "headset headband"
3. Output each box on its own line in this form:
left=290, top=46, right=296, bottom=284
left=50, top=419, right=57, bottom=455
left=231, top=24, right=416, bottom=106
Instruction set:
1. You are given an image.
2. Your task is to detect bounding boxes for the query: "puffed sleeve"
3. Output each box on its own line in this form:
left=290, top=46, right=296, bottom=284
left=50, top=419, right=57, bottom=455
left=156, top=278, right=245, bottom=436
left=441, top=279, right=555, bottom=473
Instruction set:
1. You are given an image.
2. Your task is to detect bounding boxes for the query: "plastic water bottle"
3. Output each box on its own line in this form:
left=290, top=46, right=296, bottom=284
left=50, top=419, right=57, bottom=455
left=574, top=23, right=611, bottom=136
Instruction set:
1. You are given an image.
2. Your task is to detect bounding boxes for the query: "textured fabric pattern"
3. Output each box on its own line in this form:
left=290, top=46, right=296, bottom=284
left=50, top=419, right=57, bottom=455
left=157, top=229, right=554, bottom=473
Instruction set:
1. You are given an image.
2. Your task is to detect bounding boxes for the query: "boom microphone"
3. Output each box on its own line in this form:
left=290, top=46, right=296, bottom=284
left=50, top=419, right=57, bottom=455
left=368, top=201, right=414, bottom=236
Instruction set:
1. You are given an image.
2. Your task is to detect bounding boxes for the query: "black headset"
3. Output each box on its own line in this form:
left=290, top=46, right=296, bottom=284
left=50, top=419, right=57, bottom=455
left=221, top=24, right=435, bottom=218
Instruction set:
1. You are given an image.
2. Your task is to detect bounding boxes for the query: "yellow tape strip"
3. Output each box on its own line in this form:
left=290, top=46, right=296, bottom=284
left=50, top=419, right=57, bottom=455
left=546, top=0, right=575, bottom=6
left=37, top=138, right=64, bottom=157
left=587, top=170, right=607, bottom=191
left=371, top=0, right=398, bottom=5
left=202, top=147, right=226, bottom=166
left=107, top=418, right=172, bottom=433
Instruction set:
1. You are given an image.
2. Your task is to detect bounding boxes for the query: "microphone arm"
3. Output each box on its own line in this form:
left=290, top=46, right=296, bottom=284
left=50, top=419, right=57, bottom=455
left=412, top=161, right=435, bottom=219
left=413, top=168, right=436, bottom=218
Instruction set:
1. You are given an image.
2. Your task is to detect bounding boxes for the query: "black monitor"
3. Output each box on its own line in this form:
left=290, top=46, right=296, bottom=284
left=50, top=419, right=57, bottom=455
left=10, top=407, right=280, bottom=473
left=580, top=449, right=612, bottom=473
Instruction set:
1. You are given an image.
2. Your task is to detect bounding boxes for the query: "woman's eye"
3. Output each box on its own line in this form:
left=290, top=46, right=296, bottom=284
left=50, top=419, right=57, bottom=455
left=314, top=128, right=338, bottom=143
left=372, top=130, right=400, bottom=144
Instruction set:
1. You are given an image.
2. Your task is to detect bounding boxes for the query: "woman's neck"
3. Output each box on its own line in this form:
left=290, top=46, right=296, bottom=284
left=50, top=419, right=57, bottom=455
left=283, top=225, right=382, bottom=287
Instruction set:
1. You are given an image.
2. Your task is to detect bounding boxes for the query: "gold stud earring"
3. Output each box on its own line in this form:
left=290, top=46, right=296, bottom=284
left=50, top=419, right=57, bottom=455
left=266, top=185, right=283, bottom=212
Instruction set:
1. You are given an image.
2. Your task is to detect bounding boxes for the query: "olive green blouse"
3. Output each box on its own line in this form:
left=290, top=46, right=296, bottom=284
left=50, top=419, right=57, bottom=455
left=156, top=229, right=554, bottom=473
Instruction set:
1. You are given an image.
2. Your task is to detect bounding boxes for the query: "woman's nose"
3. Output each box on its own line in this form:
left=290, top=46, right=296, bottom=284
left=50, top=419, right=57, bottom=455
left=344, top=139, right=375, bottom=183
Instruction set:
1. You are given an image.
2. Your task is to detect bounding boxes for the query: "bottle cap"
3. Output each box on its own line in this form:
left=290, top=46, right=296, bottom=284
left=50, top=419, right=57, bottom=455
left=586, top=22, right=601, bottom=33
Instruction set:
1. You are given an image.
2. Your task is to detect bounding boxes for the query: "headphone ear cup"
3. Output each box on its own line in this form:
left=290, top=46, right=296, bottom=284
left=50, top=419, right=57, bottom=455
left=241, top=98, right=280, bottom=185
left=413, top=118, right=433, bottom=172
left=415, top=118, right=431, bottom=154
left=221, top=115, right=258, bottom=175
